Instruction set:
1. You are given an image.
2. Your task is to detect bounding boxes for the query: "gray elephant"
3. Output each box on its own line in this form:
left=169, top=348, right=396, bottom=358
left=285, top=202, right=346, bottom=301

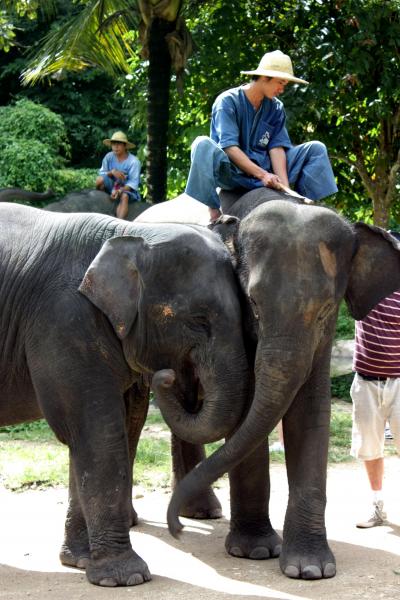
left=0, top=187, right=55, bottom=202
left=45, top=188, right=151, bottom=220
left=0, top=202, right=250, bottom=587
left=147, top=188, right=400, bottom=581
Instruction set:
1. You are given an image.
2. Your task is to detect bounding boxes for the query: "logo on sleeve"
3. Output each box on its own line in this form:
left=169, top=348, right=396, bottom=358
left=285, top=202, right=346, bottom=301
left=259, top=130, right=270, bottom=147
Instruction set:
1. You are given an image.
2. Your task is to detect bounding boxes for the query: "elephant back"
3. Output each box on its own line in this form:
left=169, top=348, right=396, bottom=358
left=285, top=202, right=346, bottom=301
left=219, top=187, right=296, bottom=220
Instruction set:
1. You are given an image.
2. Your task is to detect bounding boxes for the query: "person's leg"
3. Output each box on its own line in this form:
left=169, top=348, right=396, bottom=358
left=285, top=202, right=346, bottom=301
left=97, top=174, right=114, bottom=194
left=286, top=141, right=338, bottom=201
left=364, top=457, right=384, bottom=491
left=116, top=193, right=129, bottom=219
left=185, top=136, right=233, bottom=220
left=95, top=175, right=105, bottom=190
left=350, top=374, right=387, bottom=528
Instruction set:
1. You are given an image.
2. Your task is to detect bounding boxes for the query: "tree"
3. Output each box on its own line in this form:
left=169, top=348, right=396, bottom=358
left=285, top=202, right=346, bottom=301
left=4, top=0, right=194, bottom=204
left=163, top=0, right=400, bottom=225
left=280, top=0, right=400, bottom=227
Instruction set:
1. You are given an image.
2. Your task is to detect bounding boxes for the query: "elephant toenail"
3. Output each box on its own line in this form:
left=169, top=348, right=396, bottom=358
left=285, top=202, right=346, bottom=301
left=323, top=562, right=336, bottom=578
left=272, top=544, right=282, bottom=557
left=284, top=565, right=300, bottom=578
left=249, top=547, right=270, bottom=559
left=99, top=578, right=118, bottom=587
left=229, top=546, right=244, bottom=557
left=76, top=558, right=89, bottom=569
left=127, top=573, right=146, bottom=585
left=302, top=565, right=322, bottom=579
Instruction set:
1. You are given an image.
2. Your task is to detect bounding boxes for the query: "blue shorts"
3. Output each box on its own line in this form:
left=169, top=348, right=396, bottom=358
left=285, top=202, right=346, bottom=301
left=102, top=175, right=140, bottom=203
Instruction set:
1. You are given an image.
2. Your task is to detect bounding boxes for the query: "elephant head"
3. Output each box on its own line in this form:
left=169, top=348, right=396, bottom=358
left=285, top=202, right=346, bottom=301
left=166, top=198, right=400, bottom=535
left=78, top=223, right=250, bottom=445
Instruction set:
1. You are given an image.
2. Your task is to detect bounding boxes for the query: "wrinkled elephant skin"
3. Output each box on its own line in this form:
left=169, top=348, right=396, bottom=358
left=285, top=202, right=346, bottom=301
left=0, top=203, right=249, bottom=587
left=137, top=188, right=400, bottom=581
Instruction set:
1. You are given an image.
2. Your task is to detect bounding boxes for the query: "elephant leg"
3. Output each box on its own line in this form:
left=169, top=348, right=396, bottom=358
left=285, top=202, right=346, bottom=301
left=35, top=374, right=151, bottom=586
left=124, top=381, right=150, bottom=526
left=280, top=367, right=336, bottom=580
left=171, top=434, right=222, bottom=519
left=225, top=439, right=282, bottom=559
left=60, top=457, right=90, bottom=568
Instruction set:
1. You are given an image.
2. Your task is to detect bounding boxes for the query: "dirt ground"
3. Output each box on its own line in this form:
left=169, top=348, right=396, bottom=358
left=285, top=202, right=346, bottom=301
left=0, top=455, right=399, bottom=600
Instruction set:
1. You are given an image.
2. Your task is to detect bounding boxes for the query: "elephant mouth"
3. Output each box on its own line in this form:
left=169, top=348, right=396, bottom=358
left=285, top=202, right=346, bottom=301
left=182, top=358, right=205, bottom=414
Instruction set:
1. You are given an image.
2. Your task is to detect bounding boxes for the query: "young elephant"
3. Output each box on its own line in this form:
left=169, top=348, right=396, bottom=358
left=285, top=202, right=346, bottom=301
left=0, top=203, right=250, bottom=587
left=155, top=189, right=400, bottom=581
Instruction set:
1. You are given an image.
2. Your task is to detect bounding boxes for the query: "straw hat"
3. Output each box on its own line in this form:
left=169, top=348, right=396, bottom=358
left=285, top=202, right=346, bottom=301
left=241, top=50, right=309, bottom=85
left=103, top=131, right=135, bottom=149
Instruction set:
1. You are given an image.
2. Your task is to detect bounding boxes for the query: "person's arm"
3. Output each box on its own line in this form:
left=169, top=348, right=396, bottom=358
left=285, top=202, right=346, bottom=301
left=99, top=154, right=126, bottom=180
left=225, top=145, right=282, bottom=189
left=269, top=147, right=289, bottom=187
left=124, top=157, right=141, bottom=191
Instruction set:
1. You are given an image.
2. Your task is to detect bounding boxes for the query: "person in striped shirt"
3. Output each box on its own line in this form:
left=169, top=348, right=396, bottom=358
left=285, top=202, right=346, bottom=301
left=350, top=242, right=400, bottom=527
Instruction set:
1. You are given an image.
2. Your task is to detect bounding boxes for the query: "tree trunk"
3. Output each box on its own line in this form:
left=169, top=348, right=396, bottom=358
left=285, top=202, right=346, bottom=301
left=147, top=17, right=175, bottom=204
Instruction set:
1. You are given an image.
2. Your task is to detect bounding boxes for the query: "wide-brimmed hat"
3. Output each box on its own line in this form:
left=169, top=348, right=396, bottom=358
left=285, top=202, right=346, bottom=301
left=241, top=50, right=309, bottom=85
left=103, top=131, right=135, bottom=149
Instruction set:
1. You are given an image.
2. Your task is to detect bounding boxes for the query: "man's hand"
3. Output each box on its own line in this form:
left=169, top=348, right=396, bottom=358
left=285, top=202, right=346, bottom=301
left=109, top=169, right=126, bottom=180
left=259, top=171, right=283, bottom=190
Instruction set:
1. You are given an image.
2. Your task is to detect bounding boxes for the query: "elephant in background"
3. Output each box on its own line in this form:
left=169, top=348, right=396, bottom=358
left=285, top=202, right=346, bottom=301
left=139, top=188, right=400, bottom=581
left=45, top=188, right=151, bottom=220
left=0, top=186, right=151, bottom=220
left=0, top=187, right=55, bottom=203
left=0, top=202, right=250, bottom=586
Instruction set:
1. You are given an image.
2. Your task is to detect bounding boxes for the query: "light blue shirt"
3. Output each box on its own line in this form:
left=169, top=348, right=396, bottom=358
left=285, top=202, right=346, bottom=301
left=210, top=86, right=292, bottom=188
left=99, top=152, right=141, bottom=191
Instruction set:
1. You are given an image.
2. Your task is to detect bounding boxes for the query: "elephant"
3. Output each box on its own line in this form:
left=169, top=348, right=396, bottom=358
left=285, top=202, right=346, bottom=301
left=141, top=187, right=400, bottom=581
left=45, top=188, right=151, bottom=220
left=0, top=186, right=151, bottom=220
left=0, top=202, right=250, bottom=587
left=0, top=187, right=55, bottom=202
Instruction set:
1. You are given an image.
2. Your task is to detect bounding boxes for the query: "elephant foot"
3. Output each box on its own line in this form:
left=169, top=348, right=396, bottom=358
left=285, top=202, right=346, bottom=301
left=86, top=549, right=152, bottom=587
left=179, top=487, right=222, bottom=519
left=130, top=504, right=139, bottom=527
left=59, top=540, right=90, bottom=570
left=225, top=523, right=282, bottom=559
left=279, top=536, right=336, bottom=579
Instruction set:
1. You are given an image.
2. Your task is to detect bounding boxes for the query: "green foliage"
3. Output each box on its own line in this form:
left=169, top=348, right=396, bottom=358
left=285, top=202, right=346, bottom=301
left=0, top=97, right=70, bottom=157
left=0, top=138, right=58, bottom=191
left=0, top=9, right=16, bottom=51
left=0, top=98, right=72, bottom=191
left=335, top=302, right=355, bottom=340
left=52, top=167, right=97, bottom=195
left=331, top=374, right=353, bottom=402
left=328, top=408, right=353, bottom=463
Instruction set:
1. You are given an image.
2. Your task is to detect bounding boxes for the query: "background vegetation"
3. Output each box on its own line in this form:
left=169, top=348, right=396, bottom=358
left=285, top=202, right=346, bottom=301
left=0, top=0, right=398, bottom=221
left=0, top=1, right=397, bottom=490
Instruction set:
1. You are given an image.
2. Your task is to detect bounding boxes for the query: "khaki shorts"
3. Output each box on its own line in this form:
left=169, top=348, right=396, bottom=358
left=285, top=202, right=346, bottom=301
left=350, top=373, right=400, bottom=460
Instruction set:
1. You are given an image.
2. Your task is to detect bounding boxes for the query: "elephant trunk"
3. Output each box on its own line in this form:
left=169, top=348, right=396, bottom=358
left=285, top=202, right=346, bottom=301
left=0, top=188, right=54, bottom=202
left=152, top=359, right=250, bottom=445
left=166, top=342, right=309, bottom=537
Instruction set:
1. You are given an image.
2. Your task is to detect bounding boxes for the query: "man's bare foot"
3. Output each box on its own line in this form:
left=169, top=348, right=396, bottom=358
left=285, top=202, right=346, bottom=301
left=209, top=207, right=222, bottom=223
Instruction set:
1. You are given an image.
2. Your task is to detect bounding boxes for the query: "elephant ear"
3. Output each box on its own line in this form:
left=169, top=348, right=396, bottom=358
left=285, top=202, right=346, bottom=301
left=208, top=214, right=240, bottom=268
left=79, top=236, right=145, bottom=340
left=345, top=223, right=400, bottom=320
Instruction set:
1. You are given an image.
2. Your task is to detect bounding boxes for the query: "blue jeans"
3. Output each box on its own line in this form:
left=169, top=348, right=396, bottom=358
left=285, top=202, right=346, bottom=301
left=102, top=174, right=140, bottom=203
left=185, top=136, right=338, bottom=209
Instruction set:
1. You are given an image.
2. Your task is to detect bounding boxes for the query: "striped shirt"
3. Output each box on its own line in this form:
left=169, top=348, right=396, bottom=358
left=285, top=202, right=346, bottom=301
left=353, top=290, right=400, bottom=377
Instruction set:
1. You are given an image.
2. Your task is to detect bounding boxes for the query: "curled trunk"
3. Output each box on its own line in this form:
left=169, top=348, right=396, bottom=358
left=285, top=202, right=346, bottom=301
left=165, top=344, right=307, bottom=537
left=152, top=363, right=249, bottom=445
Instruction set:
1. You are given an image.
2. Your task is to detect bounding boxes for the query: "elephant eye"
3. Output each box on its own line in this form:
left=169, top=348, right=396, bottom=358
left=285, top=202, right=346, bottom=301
left=249, top=296, right=259, bottom=320
left=187, top=315, right=211, bottom=337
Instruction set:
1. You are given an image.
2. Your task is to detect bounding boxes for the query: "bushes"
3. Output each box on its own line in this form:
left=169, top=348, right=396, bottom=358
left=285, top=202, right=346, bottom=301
left=0, top=98, right=70, bottom=192
left=52, top=167, right=98, bottom=196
